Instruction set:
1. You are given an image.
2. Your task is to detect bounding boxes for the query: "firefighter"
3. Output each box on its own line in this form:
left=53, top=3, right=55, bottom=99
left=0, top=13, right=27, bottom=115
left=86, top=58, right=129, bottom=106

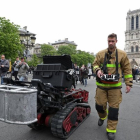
left=93, top=33, right=133, bottom=140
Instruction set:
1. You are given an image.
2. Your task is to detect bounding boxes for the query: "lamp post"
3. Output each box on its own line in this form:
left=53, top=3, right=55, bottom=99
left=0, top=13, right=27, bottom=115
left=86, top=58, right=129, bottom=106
left=20, top=31, right=36, bottom=59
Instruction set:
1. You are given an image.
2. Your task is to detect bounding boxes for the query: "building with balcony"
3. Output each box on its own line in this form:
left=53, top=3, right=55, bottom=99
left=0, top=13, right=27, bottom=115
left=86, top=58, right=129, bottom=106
left=125, top=9, right=140, bottom=67
left=50, top=38, right=77, bottom=50
left=19, top=26, right=36, bottom=58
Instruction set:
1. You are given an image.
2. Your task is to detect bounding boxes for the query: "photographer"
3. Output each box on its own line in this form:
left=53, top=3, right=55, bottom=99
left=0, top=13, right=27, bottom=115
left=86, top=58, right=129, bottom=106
left=12, top=57, right=21, bottom=80
left=0, top=54, right=9, bottom=84
left=15, top=57, right=29, bottom=81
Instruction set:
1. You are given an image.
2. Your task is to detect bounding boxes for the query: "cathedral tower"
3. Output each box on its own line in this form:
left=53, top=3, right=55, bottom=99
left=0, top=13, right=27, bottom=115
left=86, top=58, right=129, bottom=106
left=125, top=9, right=140, bottom=67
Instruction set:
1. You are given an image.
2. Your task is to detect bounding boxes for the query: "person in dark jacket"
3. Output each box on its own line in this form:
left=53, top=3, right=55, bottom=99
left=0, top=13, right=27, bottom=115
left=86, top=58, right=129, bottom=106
left=81, top=65, right=89, bottom=87
left=132, top=68, right=135, bottom=80
left=80, top=64, right=85, bottom=85
left=0, top=54, right=9, bottom=84
left=12, top=57, right=21, bottom=80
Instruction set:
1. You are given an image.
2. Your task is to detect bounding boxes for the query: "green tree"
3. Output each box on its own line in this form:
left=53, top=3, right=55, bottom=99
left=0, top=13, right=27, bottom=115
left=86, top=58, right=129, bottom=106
left=57, top=45, right=76, bottom=55
left=57, top=45, right=94, bottom=67
left=0, top=17, right=23, bottom=62
left=71, top=50, right=95, bottom=67
left=27, top=54, right=39, bottom=67
left=41, top=44, right=56, bottom=57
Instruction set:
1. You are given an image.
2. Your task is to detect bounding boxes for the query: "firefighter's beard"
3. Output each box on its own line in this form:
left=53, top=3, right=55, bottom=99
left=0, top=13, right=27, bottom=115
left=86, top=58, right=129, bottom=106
left=109, top=45, right=115, bottom=50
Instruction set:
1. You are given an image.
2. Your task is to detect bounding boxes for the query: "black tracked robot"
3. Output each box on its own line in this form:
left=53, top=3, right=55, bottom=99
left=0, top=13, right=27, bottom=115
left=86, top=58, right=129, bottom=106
left=3, top=55, right=91, bottom=139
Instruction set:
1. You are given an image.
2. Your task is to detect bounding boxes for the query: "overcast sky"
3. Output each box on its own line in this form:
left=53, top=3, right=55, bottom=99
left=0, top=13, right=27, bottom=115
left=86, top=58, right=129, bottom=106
left=0, top=0, right=140, bottom=54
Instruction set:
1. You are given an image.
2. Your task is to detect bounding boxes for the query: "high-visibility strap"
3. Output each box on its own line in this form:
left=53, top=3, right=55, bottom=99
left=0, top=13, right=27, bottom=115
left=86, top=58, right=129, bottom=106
left=106, top=128, right=116, bottom=133
left=93, top=65, right=99, bottom=70
left=124, top=74, right=133, bottom=78
left=101, top=64, right=120, bottom=67
left=96, top=81, right=122, bottom=87
left=101, top=109, right=108, bottom=120
left=101, top=115, right=107, bottom=120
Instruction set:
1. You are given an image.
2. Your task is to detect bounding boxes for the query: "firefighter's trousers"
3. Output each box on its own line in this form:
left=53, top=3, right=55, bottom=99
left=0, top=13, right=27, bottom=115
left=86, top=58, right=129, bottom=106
left=95, top=87, right=122, bottom=133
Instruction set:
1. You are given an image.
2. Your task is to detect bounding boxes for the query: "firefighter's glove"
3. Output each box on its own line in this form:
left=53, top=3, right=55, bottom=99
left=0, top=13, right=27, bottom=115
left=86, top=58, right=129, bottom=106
left=97, top=70, right=103, bottom=78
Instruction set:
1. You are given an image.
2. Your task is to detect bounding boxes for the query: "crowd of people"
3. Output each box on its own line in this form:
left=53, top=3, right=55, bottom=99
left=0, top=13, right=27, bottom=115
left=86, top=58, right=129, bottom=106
left=0, top=54, right=96, bottom=86
left=0, top=55, right=34, bottom=84
left=73, top=63, right=94, bottom=87
left=1, top=54, right=140, bottom=86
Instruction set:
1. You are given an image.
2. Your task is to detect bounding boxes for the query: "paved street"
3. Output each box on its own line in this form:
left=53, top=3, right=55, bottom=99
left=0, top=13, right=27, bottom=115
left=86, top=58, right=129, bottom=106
left=0, top=77, right=140, bottom=140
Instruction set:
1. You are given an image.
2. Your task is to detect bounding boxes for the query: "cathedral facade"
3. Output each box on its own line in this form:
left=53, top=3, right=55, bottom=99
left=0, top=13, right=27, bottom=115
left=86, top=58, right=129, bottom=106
left=125, top=9, right=140, bottom=67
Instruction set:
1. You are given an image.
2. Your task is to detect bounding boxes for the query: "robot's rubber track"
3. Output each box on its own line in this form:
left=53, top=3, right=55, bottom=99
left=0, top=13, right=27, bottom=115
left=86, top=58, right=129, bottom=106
left=51, top=103, right=91, bottom=139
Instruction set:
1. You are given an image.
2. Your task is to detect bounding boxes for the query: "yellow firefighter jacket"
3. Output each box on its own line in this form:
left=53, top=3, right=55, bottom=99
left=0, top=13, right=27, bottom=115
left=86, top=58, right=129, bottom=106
left=93, top=48, right=133, bottom=88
